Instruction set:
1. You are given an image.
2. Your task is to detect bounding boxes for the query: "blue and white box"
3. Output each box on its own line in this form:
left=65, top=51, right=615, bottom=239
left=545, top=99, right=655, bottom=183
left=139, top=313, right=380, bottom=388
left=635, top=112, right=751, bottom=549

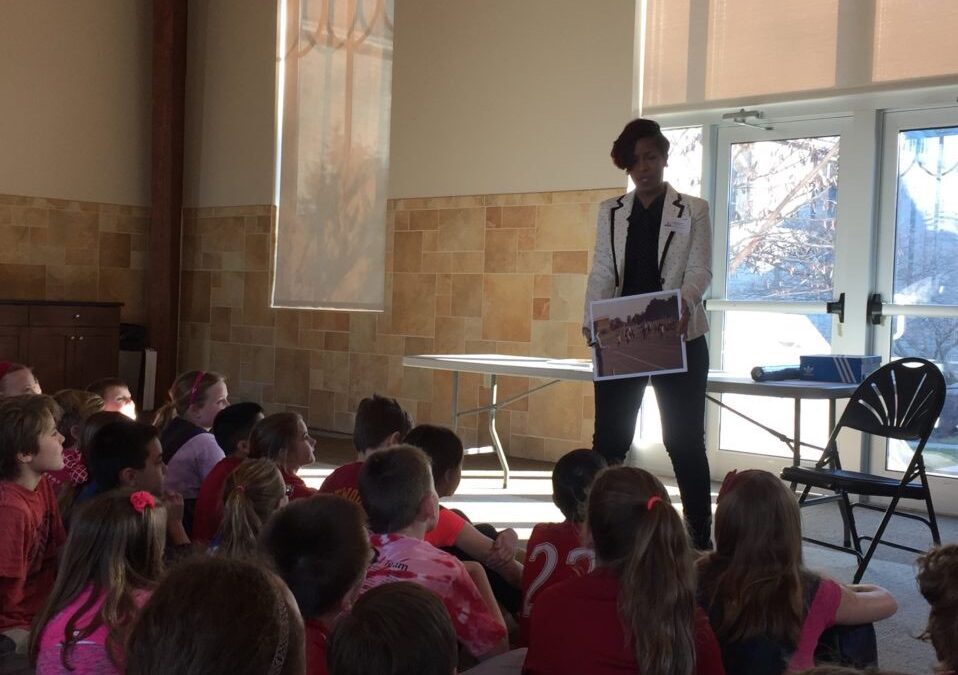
left=800, top=355, right=881, bottom=384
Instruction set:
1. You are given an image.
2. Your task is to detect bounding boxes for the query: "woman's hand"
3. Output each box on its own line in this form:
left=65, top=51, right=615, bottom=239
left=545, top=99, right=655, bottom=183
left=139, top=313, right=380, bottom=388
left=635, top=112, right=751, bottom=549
left=582, top=326, right=597, bottom=347
left=163, top=491, right=191, bottom=546
left=676, top=300, right=690, bottom=339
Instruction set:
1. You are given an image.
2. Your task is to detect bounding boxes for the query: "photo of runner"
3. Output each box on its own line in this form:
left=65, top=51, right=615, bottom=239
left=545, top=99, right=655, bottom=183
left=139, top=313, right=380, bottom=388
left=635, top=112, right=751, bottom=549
left=589, top=289, right=687, bottom=381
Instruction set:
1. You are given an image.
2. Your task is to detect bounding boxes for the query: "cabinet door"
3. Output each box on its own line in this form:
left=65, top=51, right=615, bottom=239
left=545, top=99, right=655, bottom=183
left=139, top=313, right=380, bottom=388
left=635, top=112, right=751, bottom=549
left=0, top=326, right=29, bottom=363
left=69, top=328, right=120, bottom=388
left=27, top=328, right=72, bottom=394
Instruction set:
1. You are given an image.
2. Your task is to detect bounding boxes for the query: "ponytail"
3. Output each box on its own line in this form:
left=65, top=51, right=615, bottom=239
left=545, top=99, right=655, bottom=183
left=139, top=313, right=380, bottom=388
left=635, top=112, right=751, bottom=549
left=588, top=468, right=697, bottom=675
left=153, top=370, right=225, bottom=432
left=215, top=459, right=286, bottom=559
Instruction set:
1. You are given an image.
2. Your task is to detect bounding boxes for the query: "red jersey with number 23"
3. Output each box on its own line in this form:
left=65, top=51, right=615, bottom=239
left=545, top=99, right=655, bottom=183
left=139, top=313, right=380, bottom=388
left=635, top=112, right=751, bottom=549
left=519, top=520, right=594, bottom=645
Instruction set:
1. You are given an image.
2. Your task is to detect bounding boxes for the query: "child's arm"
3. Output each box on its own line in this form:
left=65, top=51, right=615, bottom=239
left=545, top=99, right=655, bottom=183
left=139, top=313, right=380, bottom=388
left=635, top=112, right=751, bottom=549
left=834, top=583, right=897, bottom=624
left=455, top=524, right=523, bottom=587
left=163, top=492, right=191, bottom=547
left=461, top=561, right=509, bottom=659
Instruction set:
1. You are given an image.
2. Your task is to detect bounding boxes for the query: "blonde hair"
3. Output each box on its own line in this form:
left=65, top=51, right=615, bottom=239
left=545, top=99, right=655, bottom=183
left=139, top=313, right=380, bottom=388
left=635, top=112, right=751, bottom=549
left=29, top=488, right=167, bottom=668
left=152, top=370, right=224, bottom=432
left=215, top=458, right=286, bottom=559
left=587, top=467, right=696, bottom=675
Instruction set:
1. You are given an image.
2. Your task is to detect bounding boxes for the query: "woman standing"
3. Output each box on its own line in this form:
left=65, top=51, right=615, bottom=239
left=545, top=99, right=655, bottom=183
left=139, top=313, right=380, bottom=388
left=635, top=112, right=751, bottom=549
left=584, top=118, right=713, bottom=549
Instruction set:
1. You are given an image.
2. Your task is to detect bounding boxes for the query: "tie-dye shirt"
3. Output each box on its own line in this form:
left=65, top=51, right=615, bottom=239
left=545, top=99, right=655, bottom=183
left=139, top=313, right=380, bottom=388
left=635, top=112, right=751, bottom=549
left=362, top=533, right=506, bottom=658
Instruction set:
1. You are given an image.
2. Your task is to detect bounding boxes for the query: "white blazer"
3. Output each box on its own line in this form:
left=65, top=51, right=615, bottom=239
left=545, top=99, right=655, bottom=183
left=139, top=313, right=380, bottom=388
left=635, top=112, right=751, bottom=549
left=583, top=183, right=713, bottom=340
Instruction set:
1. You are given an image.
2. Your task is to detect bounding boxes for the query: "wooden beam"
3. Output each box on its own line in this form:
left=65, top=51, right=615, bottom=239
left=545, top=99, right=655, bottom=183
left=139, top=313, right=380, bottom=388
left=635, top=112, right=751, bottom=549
left=148, top=0, right=188, bottom=407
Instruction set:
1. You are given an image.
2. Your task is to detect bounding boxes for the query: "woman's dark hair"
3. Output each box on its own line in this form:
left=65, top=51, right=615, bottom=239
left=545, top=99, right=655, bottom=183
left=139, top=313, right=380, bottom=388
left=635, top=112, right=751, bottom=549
left=552, top=449, right=606, bottom=522
left=403, top=424, right=463, bottom=491
left=260, top=495, right=370, bottom=619
left=610, top=118, right=670, bottom=171
left=126, top=556, right=305, bottom=675
left=248, top=412, right=302, bottom=468
left=327, top=581, right=457, bottom=675
left=87, top=418, right=158, bottom=493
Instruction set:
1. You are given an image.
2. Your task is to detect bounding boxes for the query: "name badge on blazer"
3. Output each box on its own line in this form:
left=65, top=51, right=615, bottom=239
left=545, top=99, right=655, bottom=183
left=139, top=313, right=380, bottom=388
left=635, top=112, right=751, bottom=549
left=664, top=216, right=691, bottom=235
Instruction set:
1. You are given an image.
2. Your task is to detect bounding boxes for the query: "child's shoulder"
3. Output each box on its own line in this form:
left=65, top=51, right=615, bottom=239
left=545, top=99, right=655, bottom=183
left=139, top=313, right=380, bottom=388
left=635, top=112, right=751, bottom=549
left=529, top=520, right=581, bottom=544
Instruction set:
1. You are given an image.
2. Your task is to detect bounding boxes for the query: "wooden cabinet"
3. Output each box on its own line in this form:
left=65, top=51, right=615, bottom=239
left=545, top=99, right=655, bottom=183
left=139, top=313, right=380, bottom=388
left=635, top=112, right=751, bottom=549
left=0, top=301, right=122, bottom=393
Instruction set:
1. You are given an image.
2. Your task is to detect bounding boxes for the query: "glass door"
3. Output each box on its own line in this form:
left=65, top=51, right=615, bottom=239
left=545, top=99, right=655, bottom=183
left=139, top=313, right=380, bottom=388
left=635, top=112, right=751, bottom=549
left=708, top=118, right=863, bottom=476
left=870, top=107, right=958, bottom=512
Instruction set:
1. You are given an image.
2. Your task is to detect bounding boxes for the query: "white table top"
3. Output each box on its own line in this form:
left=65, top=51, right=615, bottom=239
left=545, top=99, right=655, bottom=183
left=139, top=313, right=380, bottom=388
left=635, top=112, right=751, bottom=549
left=402, top=354, right=860, bottom=399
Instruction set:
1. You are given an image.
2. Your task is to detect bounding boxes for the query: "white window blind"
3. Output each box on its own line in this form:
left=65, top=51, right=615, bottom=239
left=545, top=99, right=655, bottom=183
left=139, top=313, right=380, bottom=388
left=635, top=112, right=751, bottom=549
left=642, top=0, right=958, bottom=113
left=273, top=0, right=394, bottom=311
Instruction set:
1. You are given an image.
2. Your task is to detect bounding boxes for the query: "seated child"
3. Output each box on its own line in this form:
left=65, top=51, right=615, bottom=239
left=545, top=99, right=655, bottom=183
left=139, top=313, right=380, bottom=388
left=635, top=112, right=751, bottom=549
left=697, top=470, right=897, bottom=674
left=29, top=488, right=166, bottom=674
left=0, top=362, right=41, bottom=397
left=211, top=458, right=288, bottom=558
left=45, top=389, right=104, bottom=497
left=86, top=377, right=137, bottom=420
left=319, top=394, right=412, bottom=504
left=153, top=370, right=230, bottom=534
left=82, top=418, right=189, bottom=548
left=125, top=556, right=305, bottom=675
left=358, top=445, right=507, bottom=662
left=192, top=402, right=264, bottom=543
left=917, top=543, right=958, bottom=674
left=247, top=412, right=317, bottom=499
left=404, top=424, right=523, bottom=611
left=327, top=582, right=457, bottom=675
left=519, top=448, right=606, bottom=643
left=524, top=467, right=725, bottom=675
left=0, top=395, right=66, bottom=654
left=260, top=494, right=371, bottom=675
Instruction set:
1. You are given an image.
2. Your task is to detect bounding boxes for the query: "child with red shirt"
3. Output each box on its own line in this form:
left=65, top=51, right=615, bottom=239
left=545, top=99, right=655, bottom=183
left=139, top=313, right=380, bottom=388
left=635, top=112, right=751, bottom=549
left=519, top=448, right=606, bottom=644
left=524, top=467, right=725, bottom=675
left=260, top=495, right=371, bottom=675
left=319, top=394, right=411, bottom=504
left=0, top=395, right=66, bottom=655
left=358, top=445, right=508, bottom=663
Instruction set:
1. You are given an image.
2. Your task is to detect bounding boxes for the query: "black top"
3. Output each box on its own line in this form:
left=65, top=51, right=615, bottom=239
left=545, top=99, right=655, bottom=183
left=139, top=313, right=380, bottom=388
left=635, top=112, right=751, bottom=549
left=621, top=191, right=665, bottom=296
left=160, top=416, right=206, bottom=464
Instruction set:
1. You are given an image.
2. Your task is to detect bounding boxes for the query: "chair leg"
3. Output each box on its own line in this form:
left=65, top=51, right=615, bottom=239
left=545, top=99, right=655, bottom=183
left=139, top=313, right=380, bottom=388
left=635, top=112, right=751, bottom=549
left=839, top=491, right=862, bottom=553
left=798, top=483, right=813, bottom=504
left=854, top=496, right=901, bottom=584
left=926, top=493, right=941, bottom=545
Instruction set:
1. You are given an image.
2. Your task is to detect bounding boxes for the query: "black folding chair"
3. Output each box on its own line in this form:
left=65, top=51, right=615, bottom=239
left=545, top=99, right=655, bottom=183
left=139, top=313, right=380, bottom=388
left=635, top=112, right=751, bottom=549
left=781, top=357, right=946, bottom=583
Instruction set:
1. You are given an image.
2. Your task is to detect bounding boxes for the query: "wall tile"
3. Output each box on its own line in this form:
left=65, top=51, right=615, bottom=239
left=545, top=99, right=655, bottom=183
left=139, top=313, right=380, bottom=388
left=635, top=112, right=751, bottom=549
left=484, top=229, right=518, bottom=273
left=552, top=250, right=588, bottom=274
left=450, top=274, right=482, bottom=317
left=535, top=203, right=594, bottom=250
left=394, top=230, right=423, bottom=273
left=391, top=273, right=437, bottom=336
left=481, top=274, right=533, bottom=342
left=550, top=274, right=588, bottom=323
left=438, top=208, right=485, bottom=251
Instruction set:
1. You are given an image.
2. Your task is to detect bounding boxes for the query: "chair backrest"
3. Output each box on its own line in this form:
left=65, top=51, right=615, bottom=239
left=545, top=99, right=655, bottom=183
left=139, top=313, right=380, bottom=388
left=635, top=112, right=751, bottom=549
left=838, top=357, right=946, bottom=441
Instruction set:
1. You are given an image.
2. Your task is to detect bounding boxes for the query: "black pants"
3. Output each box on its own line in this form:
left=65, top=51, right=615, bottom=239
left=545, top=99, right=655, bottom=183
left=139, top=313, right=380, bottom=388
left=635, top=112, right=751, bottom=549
left=592, top=336, right=712, bottom=549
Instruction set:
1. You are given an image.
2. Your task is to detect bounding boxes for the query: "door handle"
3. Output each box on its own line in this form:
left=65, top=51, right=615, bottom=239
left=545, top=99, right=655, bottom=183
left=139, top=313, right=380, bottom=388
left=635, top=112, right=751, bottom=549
left=867, top=293, right=883, bottom=325
left=826, top=292, right=845, bottom=323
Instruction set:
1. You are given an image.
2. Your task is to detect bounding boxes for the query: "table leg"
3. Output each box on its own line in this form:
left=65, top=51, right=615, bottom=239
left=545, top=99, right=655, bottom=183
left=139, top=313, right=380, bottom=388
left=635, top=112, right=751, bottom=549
left=488, top=374, right=510, bottom=489
left=451, top=371, right=459, bottom=430
left=793, top=398, right=802, bottom=467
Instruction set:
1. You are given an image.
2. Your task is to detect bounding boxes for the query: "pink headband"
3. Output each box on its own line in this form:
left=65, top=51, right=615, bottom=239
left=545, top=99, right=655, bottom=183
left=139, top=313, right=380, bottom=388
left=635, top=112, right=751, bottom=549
left=646, top=495, right=662, bottom=511
left=187, top=371, right=206, bottom=406
left=0, top=362, right=12, bottom=380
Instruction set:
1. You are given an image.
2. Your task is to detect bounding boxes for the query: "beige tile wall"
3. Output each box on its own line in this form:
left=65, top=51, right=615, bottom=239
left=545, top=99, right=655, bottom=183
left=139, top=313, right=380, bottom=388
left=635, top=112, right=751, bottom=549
left=179, top=188, right=622, bottom=462
left=0, top=193, right=150, bottom=323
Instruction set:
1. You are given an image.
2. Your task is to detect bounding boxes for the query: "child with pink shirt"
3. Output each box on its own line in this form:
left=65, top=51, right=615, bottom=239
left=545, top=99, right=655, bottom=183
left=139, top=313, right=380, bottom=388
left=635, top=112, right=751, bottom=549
left=358, top=444, right=508, bottom=664
left=29, top=488, right=166, bottom=674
